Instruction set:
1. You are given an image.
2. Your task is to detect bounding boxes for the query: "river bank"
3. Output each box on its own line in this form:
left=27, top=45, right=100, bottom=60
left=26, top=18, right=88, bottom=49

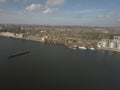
left=0, top=32, right=99, bottom=50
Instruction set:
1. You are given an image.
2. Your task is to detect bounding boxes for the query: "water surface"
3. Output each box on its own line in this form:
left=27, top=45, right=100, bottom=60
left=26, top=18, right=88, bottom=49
left=0, top=37, right=120, bottom=90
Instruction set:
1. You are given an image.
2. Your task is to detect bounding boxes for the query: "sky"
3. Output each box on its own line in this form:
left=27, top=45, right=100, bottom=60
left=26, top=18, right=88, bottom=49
left=0, top=0, right=120, bottom=27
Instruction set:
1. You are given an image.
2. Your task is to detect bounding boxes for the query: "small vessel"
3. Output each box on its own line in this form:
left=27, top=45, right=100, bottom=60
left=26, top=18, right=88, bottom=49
left=67, top=46, right=77, bottom=50
left=89, top=47, right=96, bottom=50
left=78, top=46, right=87, bottom=50
left=8, top=50, right=31, bottom=58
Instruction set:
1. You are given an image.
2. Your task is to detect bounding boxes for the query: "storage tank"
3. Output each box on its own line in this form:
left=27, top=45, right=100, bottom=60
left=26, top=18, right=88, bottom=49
left=117, top=43, right=120, bottom=49
left=109, top=41, right=117, bottom=48
left=102, top=40, right=109, bottom=48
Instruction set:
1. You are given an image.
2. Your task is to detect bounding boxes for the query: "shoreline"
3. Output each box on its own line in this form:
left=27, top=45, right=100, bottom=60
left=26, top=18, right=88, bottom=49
left=97, top=47, right=120, bottom=53
left=1, top=35, right=120, bottom=53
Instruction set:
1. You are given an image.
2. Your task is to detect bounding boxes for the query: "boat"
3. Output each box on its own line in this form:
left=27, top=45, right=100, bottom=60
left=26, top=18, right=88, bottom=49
left=67, top=46, right=76, bottom=50
left=8, top=50, right=31, bottom=58
left=89, top=47, right=96, bottom=50
left=78, top=46, right=87, bottom=50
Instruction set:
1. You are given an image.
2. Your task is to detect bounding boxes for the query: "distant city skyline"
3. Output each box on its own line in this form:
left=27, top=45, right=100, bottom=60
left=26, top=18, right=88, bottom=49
left=0, top=0, right=120, bottom=27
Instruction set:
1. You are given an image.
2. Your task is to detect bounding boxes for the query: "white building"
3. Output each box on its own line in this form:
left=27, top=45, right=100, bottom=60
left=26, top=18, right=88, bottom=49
left=102, top=40, right=109, bottom=48
left=0, top=32, right=14, bottom=37
left=97, top=36, right=120, bottom=49
left=14, top=33, right=23, bottom=38
left=21, top=27, right=24, bottom=30
left=97, top=42, right=102, bottom=48
left=97, top=39, right=109, bottom=48
left=41, top=38, right=45, bottom=42
left=109, top=41, right=117, bottom=48
left=117, top=43, right=120, bottom=49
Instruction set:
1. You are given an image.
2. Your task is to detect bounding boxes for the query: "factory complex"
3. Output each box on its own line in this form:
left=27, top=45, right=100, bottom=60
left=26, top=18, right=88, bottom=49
left=97, top=36, right=120, bottom=52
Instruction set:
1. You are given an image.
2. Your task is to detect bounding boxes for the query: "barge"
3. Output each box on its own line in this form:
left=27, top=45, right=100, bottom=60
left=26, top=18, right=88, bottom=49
left=8, top=50, right=31, bottom=58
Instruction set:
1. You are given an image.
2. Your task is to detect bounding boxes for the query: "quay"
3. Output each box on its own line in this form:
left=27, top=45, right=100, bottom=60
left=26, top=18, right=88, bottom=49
left=98, top=47, right=120, bottom=53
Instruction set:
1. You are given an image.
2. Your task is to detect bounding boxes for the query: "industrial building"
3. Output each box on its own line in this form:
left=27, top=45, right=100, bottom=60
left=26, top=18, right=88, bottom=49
left=0, top=32, right=23, bottom=38
left=97, top=36, right=120, bottom=50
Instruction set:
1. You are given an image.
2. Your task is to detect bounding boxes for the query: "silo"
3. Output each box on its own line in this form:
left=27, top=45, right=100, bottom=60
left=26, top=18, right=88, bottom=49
left=109, top=41, right=117, bottom=48
left=102, top=40, right=109, bottom=48
left=117, top=43, right=120, bottom=49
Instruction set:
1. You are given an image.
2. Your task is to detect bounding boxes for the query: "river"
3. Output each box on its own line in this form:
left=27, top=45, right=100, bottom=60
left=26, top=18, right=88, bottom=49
left=0, top=36, right=120, bottom=89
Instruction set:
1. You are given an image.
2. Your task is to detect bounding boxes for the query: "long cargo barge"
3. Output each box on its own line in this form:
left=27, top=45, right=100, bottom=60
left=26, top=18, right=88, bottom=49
left=8, top=50, right=31, bottom=58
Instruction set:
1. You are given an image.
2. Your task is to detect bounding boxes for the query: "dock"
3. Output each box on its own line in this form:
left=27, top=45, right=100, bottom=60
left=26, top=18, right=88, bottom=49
left=97, top=47, right=120, bottom=53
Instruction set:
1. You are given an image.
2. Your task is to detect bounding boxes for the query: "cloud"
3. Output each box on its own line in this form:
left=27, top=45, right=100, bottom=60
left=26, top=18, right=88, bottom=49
left=42, top=8, right=58, bottom=14
left=25, top=3, right=59, bottom=14
left=25, top=4, right=42, bottom=11
left=46, top=0, right=66, bottom=6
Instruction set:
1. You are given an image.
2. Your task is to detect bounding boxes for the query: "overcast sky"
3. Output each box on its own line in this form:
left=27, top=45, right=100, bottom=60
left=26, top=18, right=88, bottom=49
left=0, top=0, right=120, bottom=27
